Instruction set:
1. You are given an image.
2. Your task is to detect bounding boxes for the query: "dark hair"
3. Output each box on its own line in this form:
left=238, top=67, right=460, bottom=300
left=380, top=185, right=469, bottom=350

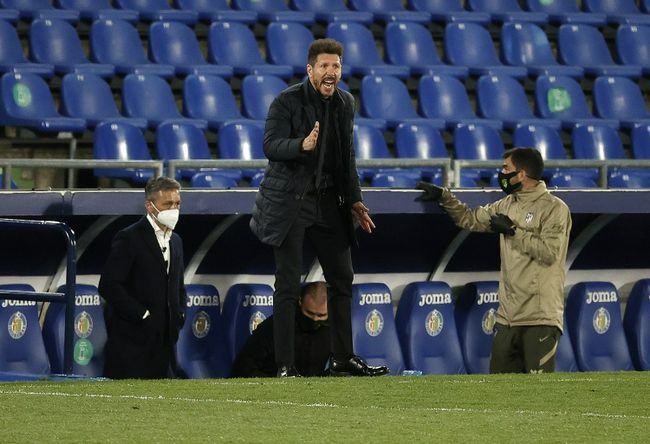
left=145, top=176, right=181, bottom=201
left=307, top=38, right=343, bottom=66
left=504, top=147, right=544, bottom=180
left=300, top=281, right=328, bottom=303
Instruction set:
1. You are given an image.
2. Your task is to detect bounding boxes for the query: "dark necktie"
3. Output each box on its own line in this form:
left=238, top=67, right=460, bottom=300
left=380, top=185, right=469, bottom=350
left=315, top=99, right=330, bottom=192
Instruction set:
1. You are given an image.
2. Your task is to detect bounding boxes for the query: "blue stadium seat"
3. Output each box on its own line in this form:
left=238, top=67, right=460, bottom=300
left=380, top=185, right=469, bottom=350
left=394, top=121, right=447, bottom=183
left=266, top=22, right=331, bottom=77
left=384, top=22, right=468, bottom=79
left=0, top=72, right=86, bottom=133
left=535, top=75, right=618, bottom=129
left=93, top=121, right=154, bottom=184
left=29, top=18, right=114, bottom=78
left=571, top=124, right=626, bottom=160
left=122, top=74, right=207, bottom=129
left=548, top=171, right=598, bottom=187
left=418, top=74, right=502, bottom=130
left=218, top=120, right=265, bottom=178
left=0, top=19, right=54, bottom=77
left=407, top=0, right=490, bottom=23
left=557, top=24, right=642, bottom=78
left=60, top=73, right=147, bottom=129
left=395, top=281, right=466, bottom=374
left=0, top=8, right=19, bottom=21
left=467, top=0, right=548, bottom=24
left=454, top=281, right=499, bottom=374
left=326, top=22, right=410, bottom=79
left=348, top=0, right=431, bottom=23
left=632, top=123, right=650, bottom=159
left=623, top=279, right=650, bottom=370
left=240, top=74, right=288, bottom=121
left=231, top=0, right=315, bottom=24
left=221, top=283, right=274, bottom=363
left=524, top=0, right=607, bottom=25
left=354, top=122, right=391, bottom=160
left=173, top=0, right=257, bottom=23
left=114, top=0, right=198, bottom=24
left=208, top=21, right=293, bottom=79
left=555, top=313, right=579, bottom=372
left=176, top=284, right=231, bottom=378
left=183, top=74, right=246, bottom=130
left=642, top=0, right=650, bottom=12
left=42, top=284, right=106, bottom=376
left=0, top=173, right=18, bottom=189
left=148, top=21, right=233, bottom=78
left=593, top=76, right=650, bottom=129
left=351, top=283, right=405, bottom=375
left=0, top=284, right=51, bottom=378
left=360, top=75, right=444, bottom=128
left=290, top=0, right=374, bottom=24
left=190, top=172, right=240, bottom=188
left=370, top=170, right=422, bottom=188
left=500, top=23, right=584, bottom=79
left=478, top=75, right=561, bottom=130
left=90, top=19, right=175, bottom=78
left=565, top=281, right=634, bottom=371
left=444, top=22, right=528, bottom=79
left=583, top=0, right=650, bottom=25
left=608, top=169, right=650, bottom=188
left=56, top=0, right=139, bottom=22
left=617, top=25, right=650, bottom=76
left=512, top=124, right=567, bottom=160
left=0, top=0, right=79, bottom=21
left=453, top=123, right=505, bottom=186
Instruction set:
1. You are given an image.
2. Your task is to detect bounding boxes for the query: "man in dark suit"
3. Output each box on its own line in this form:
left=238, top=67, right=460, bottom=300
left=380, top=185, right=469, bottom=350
left=100, top=176, right=187, bottom=379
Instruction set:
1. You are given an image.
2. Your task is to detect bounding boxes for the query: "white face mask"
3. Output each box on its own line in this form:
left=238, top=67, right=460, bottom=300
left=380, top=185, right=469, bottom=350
left=151, top=203, right=179, bottom=230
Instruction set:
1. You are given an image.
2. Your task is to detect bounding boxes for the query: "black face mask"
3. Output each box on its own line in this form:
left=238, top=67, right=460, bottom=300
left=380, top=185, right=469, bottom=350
left=297, top=311, right=328, bottom=332
left=498, top=170, right=522, bottom=195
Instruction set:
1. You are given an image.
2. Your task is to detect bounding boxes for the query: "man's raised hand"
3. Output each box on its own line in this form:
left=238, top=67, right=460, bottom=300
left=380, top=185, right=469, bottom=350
left=302, top=121, right=320, bottom=152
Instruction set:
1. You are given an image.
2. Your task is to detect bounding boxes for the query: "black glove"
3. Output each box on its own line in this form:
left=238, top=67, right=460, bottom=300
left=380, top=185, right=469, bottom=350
left=490, top=213, right=516, bottom=236
left=415, top=181, right=443, bottom=202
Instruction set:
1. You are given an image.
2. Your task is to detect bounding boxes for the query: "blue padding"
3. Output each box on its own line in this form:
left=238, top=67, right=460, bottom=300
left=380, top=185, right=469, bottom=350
left=555, top=312, right=578, bottom=372
left=623, top=279, right=650, bottom=370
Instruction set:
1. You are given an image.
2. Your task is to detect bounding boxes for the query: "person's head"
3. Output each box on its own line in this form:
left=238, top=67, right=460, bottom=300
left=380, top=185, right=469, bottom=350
left=299, top=281, right=328, bottom=322
left=306, top=38, right=343, bottom=98
left=144, top=176, right=181, bottom=231
left=499, top=147, right=544, bottom=195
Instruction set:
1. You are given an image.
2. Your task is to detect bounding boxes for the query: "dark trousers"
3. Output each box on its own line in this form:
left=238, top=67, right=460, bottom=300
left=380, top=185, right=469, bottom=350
left=273, top=189, right=354, bottom=368
left=489, top=323, right=561, bottom=374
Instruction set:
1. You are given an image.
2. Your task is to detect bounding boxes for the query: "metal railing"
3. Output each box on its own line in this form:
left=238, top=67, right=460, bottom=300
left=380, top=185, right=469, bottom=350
left=0, top=219, right=77, bottom=375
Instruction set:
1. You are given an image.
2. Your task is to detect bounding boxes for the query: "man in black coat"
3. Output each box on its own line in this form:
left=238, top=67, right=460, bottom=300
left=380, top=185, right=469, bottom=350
left=231, top=281, right=330, bottom=378
left=100, top=177, right=187, bottom=379
left=250, top=38, right=388, bottom=377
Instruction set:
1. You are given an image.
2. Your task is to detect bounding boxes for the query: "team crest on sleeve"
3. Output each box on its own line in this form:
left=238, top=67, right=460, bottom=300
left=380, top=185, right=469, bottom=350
left=365, top=309, right=384, bottom=337
left=482, top=308, right=496, bottom=335
left=425, top=309, right=444, bottom=337
left=593, top=307, right=611, bottom=334
left=249, top=311, right=267, bottom=334
left=192, top=310, right=211, bottom=338
left=525, top=212, right=534, bottom=224
left=74, top=311, right=94, bottom=339
left=8, top=312, right=27, bottom=339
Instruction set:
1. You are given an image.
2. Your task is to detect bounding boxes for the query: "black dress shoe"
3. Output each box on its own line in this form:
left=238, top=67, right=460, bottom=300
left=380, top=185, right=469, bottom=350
left=329, top=355, right=389, bottom=377
left=277, top=365, right=301, bottom=378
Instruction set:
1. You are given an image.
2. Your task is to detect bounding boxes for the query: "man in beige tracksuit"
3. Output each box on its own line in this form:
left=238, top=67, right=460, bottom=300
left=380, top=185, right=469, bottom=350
left=416, top=147, right=572, bottom=373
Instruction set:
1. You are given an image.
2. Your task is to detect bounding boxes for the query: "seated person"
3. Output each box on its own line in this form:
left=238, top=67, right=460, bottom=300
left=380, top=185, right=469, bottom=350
left=231, top=281, right=330, bottom=377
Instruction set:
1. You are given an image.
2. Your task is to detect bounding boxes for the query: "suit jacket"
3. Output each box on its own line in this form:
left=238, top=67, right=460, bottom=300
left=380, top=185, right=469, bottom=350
left=249, top=79, right=363, bottom=247
left=99, top=217, right=187, bottom=379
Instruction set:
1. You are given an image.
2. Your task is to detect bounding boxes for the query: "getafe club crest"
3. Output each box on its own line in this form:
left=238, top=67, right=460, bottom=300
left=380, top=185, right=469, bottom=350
left=365, top=309, right=384, bottom=337
left=192, top=311, right=211, bottom=339
left=593, top=307, right=611, bottom=334
left=425, top=309, right=444, bottom=337
left=8, top=311, right=27, bottom=339
left=482, top=308, right=496, bottom=335
left=525, top=212, right=534, bottom=224
left=74, top=311, right=94, bottom=339
left=249, top=311, right=267, bottom=334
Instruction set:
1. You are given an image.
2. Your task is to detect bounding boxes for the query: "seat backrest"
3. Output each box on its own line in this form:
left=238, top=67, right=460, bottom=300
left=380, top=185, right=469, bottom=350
left=326, top=22, right=383, bottom=66
left=453, top=123, right=505, bottom=160
left=1, top=72, right=59, bottom=119
left=501, top=22, right=557, bottom=67
left=623, top=279, right=650, bottom=370
left=571, top=124, right=625, bottom=159
left=116, top=0, right=175, bottom=12
left=444, top=22, right=501, bottom=67
left=468, top=0, right=524, bottom=13
left=395, top=281, right=466, bottom=374
left=548, top=171, right=598, bottom=187
left=42, top=284, right=106, bottom=376
left=353, top=123, right=391, bottom=159
left=616, top=25, right=650, bottom=67
left=90, top=19, right=150, bottom=66
left=565, top=281, right=633, bottom=371
left=349, top=0, right=409, bottom=10
left=0, top=284, right=51, bottom=376
left=217, top=120, right=265, bottom=160
left=593, top=76, right=650, bottom=121
left=149, top=21, right=207, bottom=67
left=156, top=121, right=211, bottom=161
left=360, top=75, right=419, bottom=121
left=208, top=21, right=265, bottom=67
left=371, top=171, right=421, bottom=188
left=93, top=121, right=151, bottom=161
left=122, top=73, right=182, bottom=121
left=558, top=24, right=616, bottom=66
left=394, top=122, right=447, bottom=159
left=240, top=74, right=287, bottom=120
left=384, top=21, right=444, bottom=67
left=29, top=18, right=88, bottom=65
left=512, top=124, right=567, bottom=160
left=0, top=18, right=29, bottom=64
left=190, top=172, right=239, bottom=188
left=291, top=0, right=352, bottom=12
left=477, top=74, right=535, bottom=120
left=583, top=0, right=641, bottom=14
left=58, top=0, right=114, bottom=12
left=221, top=283, right=274, bottom=362
left=454, top=281, right=499, bottom=374
left=409, top=0, right=466, bottom=12
left=555, top=312, right=579, bottom=372
left=266, top=22, right=313, bottom=74
left=233, top=0, right=290, bottom=12
left=183, top=74, right=243, bottom=122
left=351, top=283, right=405, bottom=375
left=535, top=75, right=594, bottom=120
left=418, top=74, right=477, bottom=120
left=608, top=169, right=650, bottom=188
left=60, top=73, right=121, bottom=121
left=632, top=123, right=650, bottom=159
left=176, top=284, right=231, bottom=378
left=525, top=0, right=580, bottom=13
